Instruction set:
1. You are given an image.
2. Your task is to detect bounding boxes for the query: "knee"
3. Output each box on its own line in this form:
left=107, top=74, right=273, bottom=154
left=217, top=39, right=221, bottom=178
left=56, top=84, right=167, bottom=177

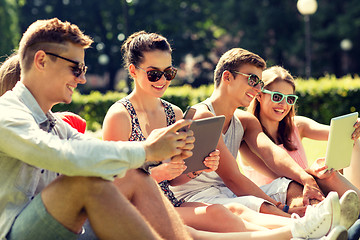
left=205, top=204, right=233, bottom=220
left=224, top=203, right=247, bottom=215
left=58, top=175, right=113, bottom=196
left=114, top=169, right=155, bottom=189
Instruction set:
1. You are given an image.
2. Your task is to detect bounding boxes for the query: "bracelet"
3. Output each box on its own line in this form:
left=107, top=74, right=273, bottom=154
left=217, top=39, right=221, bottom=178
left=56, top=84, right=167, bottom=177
left=186, top=171, right=202, bottom=179
left=282, top=204, right=289, bottom=213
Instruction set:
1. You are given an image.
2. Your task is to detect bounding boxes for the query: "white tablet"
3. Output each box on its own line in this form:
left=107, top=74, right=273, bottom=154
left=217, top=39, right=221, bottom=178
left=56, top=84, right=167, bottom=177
left=183, top=115, right=225, bottom=173
left=325, top=112, right=358, bottom=170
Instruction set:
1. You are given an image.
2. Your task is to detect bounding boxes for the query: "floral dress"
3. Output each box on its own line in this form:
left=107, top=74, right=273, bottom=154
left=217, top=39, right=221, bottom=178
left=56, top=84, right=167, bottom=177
left=118, top=97, right=185, bottom=207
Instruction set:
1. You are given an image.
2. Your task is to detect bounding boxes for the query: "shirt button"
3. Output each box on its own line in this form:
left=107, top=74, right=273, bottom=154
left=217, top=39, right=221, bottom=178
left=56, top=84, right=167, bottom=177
left=41, top=169, right=45, bottom=174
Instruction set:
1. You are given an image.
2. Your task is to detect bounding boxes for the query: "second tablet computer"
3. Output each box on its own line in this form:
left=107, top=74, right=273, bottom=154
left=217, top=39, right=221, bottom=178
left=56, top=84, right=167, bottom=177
left=325, top=112, right=358, bottom=170
left=183, top=115, right=225, bottom=173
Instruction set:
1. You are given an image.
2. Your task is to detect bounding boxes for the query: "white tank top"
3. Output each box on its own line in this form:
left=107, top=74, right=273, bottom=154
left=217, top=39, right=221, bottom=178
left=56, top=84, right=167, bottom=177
left=170, top=99, right=244, bottom=201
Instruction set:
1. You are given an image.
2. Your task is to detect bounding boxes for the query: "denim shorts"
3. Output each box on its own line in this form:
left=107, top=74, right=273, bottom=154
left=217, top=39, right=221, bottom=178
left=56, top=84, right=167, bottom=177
left=6, top=194, right=78, bottom=240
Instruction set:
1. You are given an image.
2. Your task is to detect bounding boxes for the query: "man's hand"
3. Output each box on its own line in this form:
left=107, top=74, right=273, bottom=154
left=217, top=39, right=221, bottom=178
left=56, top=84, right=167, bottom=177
left=302, top=176, right=325, bottom=205
left=143, top=119, right=195, bottom=163
left=202, top=149, right=220, bottom=173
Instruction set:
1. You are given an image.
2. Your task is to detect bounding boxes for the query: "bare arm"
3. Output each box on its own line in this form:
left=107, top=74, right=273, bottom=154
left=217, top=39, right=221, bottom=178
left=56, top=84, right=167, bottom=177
left=182, top=107, right=280, bottom=205
left=103, top=103, right=132, bottom=141
left=103, top=102, right=195, bottom=164
left=237, top=110, right=324, bottom=205
left=239, top=141, right=279, bottom=180
left=294, top=116, right=329, bottom=140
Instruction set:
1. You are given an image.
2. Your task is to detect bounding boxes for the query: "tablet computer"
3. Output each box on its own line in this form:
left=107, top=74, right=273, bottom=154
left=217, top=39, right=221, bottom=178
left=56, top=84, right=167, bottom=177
left=183, top=115, right=225, bottom=174
left=325, top=112, right=358, bottom=170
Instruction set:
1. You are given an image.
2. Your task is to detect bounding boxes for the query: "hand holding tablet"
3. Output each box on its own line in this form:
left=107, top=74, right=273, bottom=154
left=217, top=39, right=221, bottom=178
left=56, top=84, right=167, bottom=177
left=325, top=112, right=358, bottom=170
left=182, top=115, right=225, bottom=173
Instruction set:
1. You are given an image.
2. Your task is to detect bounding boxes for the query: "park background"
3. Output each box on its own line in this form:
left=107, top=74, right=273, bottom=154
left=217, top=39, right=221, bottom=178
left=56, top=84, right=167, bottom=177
left=1, top=0, right=360, bottom=161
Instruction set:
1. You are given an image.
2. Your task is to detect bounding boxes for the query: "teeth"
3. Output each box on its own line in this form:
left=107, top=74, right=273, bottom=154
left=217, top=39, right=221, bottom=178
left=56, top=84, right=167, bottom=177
left=154, top=85, right=164, bottom=89
left=274, top=109, right=284, bottom=113
left=68, top=86, right=74, bottom=91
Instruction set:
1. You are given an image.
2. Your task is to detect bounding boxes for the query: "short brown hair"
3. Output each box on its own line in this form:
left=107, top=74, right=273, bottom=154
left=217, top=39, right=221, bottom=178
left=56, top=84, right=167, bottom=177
left=213, top=48, right=266, bottom=87
left=18, top=18, right=93, bottom=72
left=0, top=53, right=20, bottom=96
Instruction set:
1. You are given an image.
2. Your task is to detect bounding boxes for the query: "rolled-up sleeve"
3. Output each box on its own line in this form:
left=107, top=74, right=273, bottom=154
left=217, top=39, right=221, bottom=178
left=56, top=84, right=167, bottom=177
left=0, top=114, right=146, bottom=181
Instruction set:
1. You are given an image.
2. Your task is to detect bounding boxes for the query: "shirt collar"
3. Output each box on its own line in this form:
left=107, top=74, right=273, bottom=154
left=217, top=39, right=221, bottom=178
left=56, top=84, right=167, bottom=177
left=12, top=82, right=56, bottom=131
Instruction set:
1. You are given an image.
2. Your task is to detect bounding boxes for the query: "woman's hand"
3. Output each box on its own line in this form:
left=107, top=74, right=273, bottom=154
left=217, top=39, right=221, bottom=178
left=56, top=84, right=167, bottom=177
left=307, top=158, right=336, bottom=179
left=201, top=149, right=220, bottom=173
left=150, top=156, right=187, bottom=183
left=352, top=118, right=360, bottom=140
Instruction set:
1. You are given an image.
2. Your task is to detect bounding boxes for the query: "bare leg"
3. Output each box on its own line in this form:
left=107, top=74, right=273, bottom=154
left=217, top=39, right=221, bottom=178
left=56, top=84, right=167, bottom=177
left=187, top=225, right=292, bottom=240
left=42, top=175, right=163, bottom=240
left=259, top=202, right=291, bottom=217
left=179, top=202, right=268, bottom=232
left=286, top=181, right=304, bottom=207
left=316, top=171, right=360, bottom=200
left=114, top=169, right=191, bottom=240
left=343, top=139, right=360, bottom=189
left=224, top=203, right=293, bottom=229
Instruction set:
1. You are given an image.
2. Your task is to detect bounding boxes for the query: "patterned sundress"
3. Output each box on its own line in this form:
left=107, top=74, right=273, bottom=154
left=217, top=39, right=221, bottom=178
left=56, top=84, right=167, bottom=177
left=118, top=97, right=185, bottom=207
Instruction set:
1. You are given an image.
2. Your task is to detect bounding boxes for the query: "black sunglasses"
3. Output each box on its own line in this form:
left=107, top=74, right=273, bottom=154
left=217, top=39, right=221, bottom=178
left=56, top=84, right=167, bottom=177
left=45, top=52, right=88, bottom=77
left=233, top=71, right=264, bottom=90
left=135, top=65, right=177, bottom=82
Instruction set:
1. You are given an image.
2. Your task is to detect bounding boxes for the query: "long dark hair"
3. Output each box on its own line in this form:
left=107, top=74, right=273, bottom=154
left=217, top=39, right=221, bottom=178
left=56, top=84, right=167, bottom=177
left=247, top=66, right=297, bottom=151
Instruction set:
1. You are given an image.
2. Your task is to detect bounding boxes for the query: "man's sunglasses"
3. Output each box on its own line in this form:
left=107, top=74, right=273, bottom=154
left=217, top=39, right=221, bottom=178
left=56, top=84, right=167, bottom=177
left=45, top=52, right=88, bottom=77
left=262, top=89, right=298, bottom=105
left=233, top=71, right=264, bottom=90
left=135, top=65, right=177, bottom=82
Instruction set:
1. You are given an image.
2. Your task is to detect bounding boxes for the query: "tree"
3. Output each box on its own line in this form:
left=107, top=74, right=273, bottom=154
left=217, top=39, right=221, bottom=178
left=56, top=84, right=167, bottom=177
left=0, top=0, right=21, bottom=61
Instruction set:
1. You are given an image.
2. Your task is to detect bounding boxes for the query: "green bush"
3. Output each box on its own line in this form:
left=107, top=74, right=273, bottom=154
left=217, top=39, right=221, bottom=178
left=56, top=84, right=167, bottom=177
left=52, top=75, right=360, bottom=131
left=295, top=74, right=360, bottom=124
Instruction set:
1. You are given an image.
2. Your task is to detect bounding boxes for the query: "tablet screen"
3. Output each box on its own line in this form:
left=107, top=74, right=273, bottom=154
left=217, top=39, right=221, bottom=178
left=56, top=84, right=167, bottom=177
left=325, top=112, right=358, bottom=170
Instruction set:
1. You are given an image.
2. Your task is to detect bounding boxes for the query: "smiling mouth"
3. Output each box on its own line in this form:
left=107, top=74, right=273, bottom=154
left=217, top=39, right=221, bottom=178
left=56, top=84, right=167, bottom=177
left=274, top=108, right=285, bottom=113
left=67, top=85, right=75, bottom=92
left=153, top=85, right=165, bottom=90
left=246, top=92, right=255, bottom=99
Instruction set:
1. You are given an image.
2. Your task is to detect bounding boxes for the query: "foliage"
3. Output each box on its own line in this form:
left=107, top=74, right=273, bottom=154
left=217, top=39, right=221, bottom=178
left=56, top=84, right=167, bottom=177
left=0, top=0, right=20, bottom=61
left=295, top=74, right=360, bottom=124
left=52, top=75, right=360, bottom=131
left=1, top=0, right=360, bottom=91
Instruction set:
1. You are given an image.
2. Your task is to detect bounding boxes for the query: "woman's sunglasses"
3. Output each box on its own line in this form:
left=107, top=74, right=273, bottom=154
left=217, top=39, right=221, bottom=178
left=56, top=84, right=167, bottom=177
left=45, top=52, right=88, bottom=77
left=233, top=71, right=264, bottom=90
left=262, top=89, right=298, bottom=105
left=136, top=65, right=177, bottom=82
